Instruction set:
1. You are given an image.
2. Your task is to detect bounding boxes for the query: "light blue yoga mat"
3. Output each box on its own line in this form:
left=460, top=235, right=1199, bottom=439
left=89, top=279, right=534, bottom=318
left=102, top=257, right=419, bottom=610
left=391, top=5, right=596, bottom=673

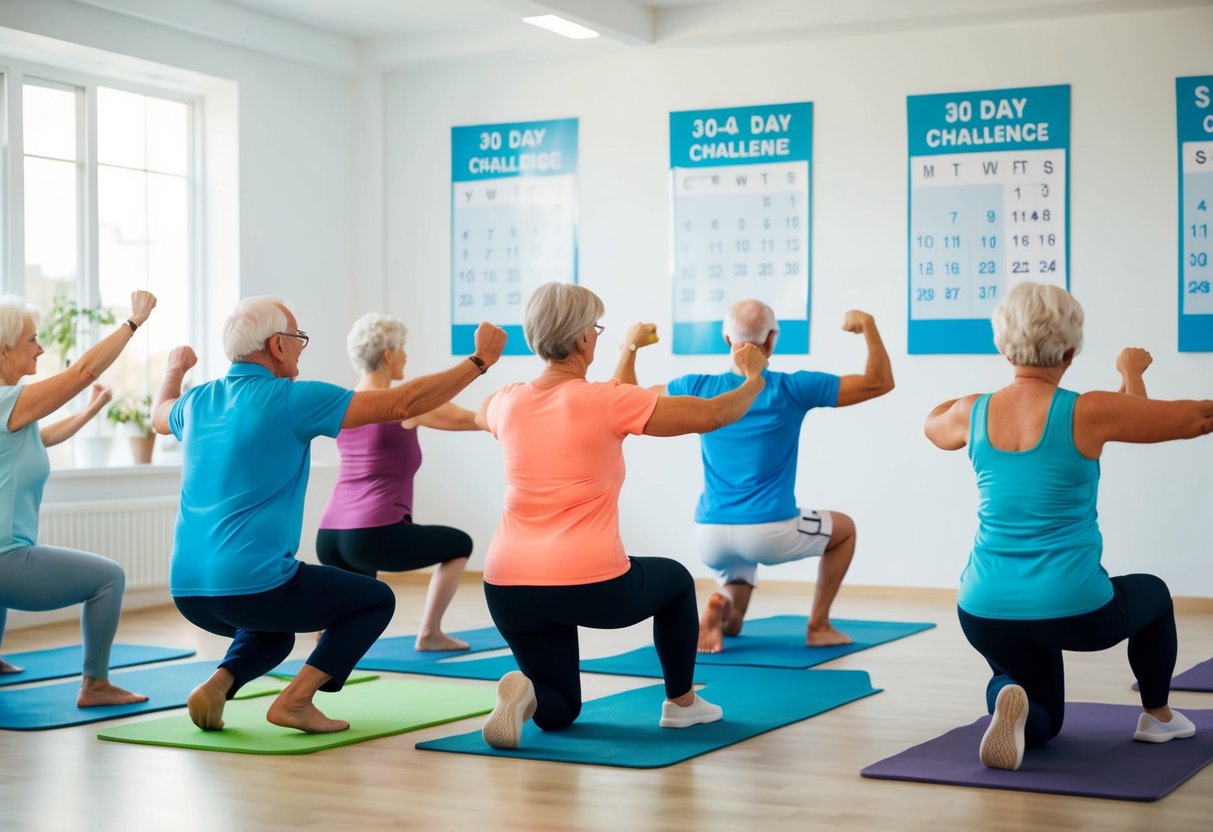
left=0, top=660, right=282, bottom=731
left=416, top=666, right=880, bottom=768
left=346, top=626, right=509, bottom=675
left=0, top=644, right=197, bottom=687
left=579, top=617, right=936, bottom=677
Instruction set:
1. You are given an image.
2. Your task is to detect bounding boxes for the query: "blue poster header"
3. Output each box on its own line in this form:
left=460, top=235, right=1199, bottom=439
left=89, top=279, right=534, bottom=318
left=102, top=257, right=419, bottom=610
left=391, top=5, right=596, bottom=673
left=451, top=117, right=578, bottom=182
left=1177, top=76, right=1213, bottom=143
left=670, top=102, right=812, bottom=168
left=908, top=84, right=1070, bottom=156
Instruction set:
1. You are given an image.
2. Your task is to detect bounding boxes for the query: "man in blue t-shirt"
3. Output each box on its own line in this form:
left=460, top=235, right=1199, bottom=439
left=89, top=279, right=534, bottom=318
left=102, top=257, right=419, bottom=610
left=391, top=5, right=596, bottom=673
left=153, top=296, right=505, bottom=734
left=618, top=300, right=893, bottom=652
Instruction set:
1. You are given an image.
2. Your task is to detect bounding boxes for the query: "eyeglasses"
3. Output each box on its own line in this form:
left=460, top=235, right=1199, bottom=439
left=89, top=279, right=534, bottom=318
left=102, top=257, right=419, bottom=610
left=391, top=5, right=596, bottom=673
left=592, top=323, right=605, bottom=335
left=274, top=330, right=310, bottom=349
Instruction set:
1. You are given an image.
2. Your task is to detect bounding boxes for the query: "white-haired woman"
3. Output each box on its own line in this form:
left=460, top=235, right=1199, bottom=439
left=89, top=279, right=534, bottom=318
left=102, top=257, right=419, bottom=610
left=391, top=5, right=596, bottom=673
left=0, top=290, right=156, bottom=706
left=476, top=282, right=768, bottom=750
left=925, top=281, right=1213, bottom=771
left=317, top=313, right=479, bottom=651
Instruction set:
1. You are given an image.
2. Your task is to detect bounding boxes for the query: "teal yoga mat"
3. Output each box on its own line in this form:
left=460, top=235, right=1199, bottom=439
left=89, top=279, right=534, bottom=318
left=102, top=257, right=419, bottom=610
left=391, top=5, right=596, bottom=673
left=328, top=626, right=508, bottom=676
left=98, top=678, right=496, bottom=755
left=0, top=661, right=281, bottom=731
left=416, top=666, right=880, bottom=768
left=0, top=644, right=196, bottom=687
left=579, top=617, right=935, bottom=677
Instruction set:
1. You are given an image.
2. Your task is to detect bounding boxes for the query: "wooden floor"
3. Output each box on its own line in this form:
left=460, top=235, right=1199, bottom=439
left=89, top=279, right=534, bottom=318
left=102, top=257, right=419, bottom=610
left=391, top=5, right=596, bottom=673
left=2, top=577, right=1211, bottom=832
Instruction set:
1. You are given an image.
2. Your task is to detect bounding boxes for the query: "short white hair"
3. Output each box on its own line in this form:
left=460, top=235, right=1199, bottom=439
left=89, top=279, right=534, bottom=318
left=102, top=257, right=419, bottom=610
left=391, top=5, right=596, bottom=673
left=523, top=282, right=604, bottom=361
left=724, top=299, right=777, bottom=345
left=992, top=282, right=1084, bottom=367
left=347, top=313, right=407, bottom=373
left=223, top=296, right=291, bottom=362
left=0, top=295, right=40, bottom=351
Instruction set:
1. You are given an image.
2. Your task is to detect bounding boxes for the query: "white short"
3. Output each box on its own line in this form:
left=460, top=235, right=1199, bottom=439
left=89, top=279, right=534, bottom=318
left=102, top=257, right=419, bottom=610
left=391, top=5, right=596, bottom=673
left=695, top=510, right=834, bottom=587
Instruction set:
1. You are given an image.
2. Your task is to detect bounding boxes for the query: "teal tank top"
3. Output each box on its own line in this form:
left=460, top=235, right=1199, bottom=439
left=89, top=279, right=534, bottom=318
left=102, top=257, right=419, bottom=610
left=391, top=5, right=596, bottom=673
left=958, top=387, right=1113, bottom=619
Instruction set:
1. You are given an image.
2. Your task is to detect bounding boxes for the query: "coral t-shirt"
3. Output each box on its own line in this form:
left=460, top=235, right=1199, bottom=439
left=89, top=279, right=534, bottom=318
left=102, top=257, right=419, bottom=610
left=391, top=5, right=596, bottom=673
left=483, top=378, right=659, bottom=586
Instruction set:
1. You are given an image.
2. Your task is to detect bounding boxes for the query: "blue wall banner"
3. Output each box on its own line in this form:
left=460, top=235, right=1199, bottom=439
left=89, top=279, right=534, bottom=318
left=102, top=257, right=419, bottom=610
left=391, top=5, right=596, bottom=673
left=906, top=85, right=1070, bottom=354
left=450, top=118, right=579, bottom=355
left=669, top=102, right=812, bottom=355
left=1178, top=76, right=1213, bottom=351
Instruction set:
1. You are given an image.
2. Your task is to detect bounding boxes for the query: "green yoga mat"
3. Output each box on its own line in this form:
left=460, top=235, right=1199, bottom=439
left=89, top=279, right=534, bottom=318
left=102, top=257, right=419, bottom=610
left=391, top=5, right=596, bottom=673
left=97, top=678, right=495, bottom=755
left=417, top=666, right=879, bottom=768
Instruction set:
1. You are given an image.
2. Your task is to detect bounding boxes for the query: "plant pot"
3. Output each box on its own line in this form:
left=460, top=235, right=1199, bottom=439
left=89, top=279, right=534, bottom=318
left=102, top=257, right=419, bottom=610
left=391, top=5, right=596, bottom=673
left=128, top=433, right=155, bottom=465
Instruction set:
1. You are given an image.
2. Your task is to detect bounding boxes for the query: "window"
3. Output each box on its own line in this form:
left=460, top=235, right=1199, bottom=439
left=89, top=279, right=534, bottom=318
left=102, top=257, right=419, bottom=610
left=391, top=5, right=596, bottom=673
left=2, top=60, right=198, bottom=463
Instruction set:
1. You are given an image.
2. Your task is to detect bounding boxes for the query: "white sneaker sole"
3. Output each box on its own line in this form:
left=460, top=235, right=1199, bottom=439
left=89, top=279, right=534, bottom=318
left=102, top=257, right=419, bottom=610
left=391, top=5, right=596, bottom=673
left=482, top=671, right=536, bottom=749
left=979, top=684, right=1027, bottom=770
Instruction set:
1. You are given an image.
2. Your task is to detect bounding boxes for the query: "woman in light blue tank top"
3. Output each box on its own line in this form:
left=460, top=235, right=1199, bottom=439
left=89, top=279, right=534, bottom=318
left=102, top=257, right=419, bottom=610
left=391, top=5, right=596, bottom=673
left=0, top=291, right=157, bottom=707
left=926, top=282, right=1213, bottom=771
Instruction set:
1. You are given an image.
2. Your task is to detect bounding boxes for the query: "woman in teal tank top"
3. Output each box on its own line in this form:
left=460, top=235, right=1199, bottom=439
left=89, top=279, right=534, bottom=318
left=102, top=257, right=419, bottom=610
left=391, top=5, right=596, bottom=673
left=925, top=282, right=1213, bottom=771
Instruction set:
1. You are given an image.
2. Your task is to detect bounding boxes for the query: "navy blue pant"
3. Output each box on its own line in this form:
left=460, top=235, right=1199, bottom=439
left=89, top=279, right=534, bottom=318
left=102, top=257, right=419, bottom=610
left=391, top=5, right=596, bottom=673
left=483, top=557, right=698, bottom=732
left=316, top=519, right=471, bottom=578
left=958, top=573, right=1176, bottom=748
left=174, top=563, right=395, bottom=698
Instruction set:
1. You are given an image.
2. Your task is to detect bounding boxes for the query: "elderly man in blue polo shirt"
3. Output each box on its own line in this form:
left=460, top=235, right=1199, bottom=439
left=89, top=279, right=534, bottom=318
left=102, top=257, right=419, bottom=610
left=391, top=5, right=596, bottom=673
left=618, top=299, right=893, bottom=653
left=154, top=296, right=505, bottom=733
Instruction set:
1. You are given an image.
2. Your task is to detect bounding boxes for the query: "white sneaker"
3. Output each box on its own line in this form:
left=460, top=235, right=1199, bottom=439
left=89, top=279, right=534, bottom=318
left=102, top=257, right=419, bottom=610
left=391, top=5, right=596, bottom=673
left=659, top=694, right=723, bottom=729
left=1133, top=710, right=1196, bottom=743
left=979, top=684, right=1028, bottom=770
left=482, top=671, right=537, bottom=749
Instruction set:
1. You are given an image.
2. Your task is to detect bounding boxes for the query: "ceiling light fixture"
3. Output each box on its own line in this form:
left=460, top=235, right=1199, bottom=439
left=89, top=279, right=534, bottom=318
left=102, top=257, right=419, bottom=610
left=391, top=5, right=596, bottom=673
left=522, top=14, right=599, bottom=40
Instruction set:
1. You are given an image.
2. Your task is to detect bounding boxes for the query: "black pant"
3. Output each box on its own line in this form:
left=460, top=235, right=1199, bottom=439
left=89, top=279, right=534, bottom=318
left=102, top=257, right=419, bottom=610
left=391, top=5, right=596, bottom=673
left=174, top=563, right=395, bottom=698
left=316, top=520, right=471, bottom=577
left=957, top=573, right=1176, bottom=748
left=483, top=557, right=698, bottom=732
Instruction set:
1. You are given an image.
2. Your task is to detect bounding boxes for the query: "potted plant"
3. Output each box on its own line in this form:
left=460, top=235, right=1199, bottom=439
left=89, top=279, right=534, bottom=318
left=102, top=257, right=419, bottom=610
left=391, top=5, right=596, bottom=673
left=107, top=395, right=155, bottom=464
left=37, top=294, right=116, bottom=369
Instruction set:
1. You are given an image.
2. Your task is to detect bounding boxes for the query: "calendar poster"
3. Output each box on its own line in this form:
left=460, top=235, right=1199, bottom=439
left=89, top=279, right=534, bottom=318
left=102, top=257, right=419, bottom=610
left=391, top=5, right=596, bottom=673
left=1178, top=76, right=1213, bottom=351
left=670, top=102, right=812, bottom=355
left=451, top=118, right=578, bottom=355
left=907, top=85, right=1070, bottom=354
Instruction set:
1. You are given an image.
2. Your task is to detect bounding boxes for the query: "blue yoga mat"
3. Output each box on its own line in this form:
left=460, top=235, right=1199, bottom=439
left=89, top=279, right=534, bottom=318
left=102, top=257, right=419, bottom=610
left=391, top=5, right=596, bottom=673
left=861, top=702, right=1213, bottom=802
left=324, top=626, right=509, bottom=676
left=579, top=616, right=935, bottom=677
left=0, top=660, right=282, bottom=731
left=416, top=666, right=880, bottom=768
left=0, top=643, right=196, bottom=687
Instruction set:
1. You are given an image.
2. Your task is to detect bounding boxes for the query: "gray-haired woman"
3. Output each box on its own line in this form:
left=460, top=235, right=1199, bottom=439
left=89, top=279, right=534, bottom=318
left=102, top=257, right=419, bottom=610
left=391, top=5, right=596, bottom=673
left=925, top=281, right=1213, bottom=770
left=317, top=313, right=479, bottom=651
left=475, top=281, right=769, bottom=749
left=0, top=290, right=157, bottom=706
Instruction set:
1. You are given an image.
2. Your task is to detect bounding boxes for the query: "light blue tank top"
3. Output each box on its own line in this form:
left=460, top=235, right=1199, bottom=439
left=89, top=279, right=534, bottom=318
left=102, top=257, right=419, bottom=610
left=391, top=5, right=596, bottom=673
left=0, top=385, right=50, bottom=553
left=958, top=388, right=1113, bottom=620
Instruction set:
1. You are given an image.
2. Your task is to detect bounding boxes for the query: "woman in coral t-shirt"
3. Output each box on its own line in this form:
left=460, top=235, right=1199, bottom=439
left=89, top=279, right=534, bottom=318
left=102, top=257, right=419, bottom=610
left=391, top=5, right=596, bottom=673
left=476, top=282, right=768, bottom=749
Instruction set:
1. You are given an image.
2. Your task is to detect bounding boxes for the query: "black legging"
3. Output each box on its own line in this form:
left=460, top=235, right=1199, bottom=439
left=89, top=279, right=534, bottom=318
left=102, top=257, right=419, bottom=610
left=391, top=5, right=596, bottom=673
left=958, top=573, right=1177, bottom=748
left=316, top=519, right=472, bottom=578
left=483, top=556, right=698, bottom=732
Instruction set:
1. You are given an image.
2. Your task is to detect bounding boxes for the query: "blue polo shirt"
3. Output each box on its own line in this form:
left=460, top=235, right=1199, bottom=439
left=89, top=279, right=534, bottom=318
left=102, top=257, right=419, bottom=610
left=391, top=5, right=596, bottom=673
left=169, top=363, right=353, bottom=597
left=667, top=369, right=839, bottom=524
left=0, top=385, right=50, bottom=553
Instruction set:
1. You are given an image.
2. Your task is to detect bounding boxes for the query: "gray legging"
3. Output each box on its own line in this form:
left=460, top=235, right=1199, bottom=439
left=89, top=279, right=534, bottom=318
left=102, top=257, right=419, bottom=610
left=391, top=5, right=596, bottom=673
left=0, top=544, right=126, bottom=678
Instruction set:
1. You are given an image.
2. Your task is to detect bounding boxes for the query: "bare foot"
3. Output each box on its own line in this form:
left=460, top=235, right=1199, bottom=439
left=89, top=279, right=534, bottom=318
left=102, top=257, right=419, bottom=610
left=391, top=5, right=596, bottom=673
left=415, top=632, right=470, bottom=651
left=0, top=659, right=24, bottom=674
left=807, top=624, right=853, bottom=647
left=698, top=592, right=731, bottom=653
left=186, top=675, right=232, bottom=730
left=266, top=695, right=350, bottom=734
left=77, top=678, right=149, bottom=708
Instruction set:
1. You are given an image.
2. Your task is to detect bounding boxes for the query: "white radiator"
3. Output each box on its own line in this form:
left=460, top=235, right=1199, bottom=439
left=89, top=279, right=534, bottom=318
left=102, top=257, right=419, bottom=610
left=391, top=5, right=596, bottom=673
left=39, top=498, right=178, bottom=590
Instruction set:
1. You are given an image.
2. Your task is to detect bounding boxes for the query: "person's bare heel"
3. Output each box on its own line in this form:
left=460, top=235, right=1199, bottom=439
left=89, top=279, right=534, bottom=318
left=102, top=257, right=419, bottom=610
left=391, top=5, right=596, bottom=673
left=698, top=593, right=730, bottom=653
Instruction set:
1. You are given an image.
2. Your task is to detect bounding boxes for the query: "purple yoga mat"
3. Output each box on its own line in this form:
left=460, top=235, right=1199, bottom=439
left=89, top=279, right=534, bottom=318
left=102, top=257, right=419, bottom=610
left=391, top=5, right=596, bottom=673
left=861, top=702, right=1213, bottom=802
left=1133, top=658, right=1213, bottom=693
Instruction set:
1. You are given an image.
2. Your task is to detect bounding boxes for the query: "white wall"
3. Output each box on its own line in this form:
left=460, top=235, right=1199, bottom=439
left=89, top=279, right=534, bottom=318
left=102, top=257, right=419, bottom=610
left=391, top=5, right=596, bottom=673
left=383, top=6, right=1213, bottom=594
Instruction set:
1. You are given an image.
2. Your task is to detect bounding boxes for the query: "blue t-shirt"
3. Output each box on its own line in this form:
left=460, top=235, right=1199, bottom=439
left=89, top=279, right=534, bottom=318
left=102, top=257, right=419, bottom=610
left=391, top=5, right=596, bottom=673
left=666, top=369, right=839, bottom=524
left=169, top=363, right=353, bottom=597
left=0, top=385, right=50, bottom=553
left=958, top=388, right=1113, bottom=620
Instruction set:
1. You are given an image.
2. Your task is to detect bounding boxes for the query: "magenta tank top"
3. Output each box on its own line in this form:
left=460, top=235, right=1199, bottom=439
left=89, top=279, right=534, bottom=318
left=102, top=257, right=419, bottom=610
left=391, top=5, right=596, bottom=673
left=319, top=422, right=421, bottom=529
